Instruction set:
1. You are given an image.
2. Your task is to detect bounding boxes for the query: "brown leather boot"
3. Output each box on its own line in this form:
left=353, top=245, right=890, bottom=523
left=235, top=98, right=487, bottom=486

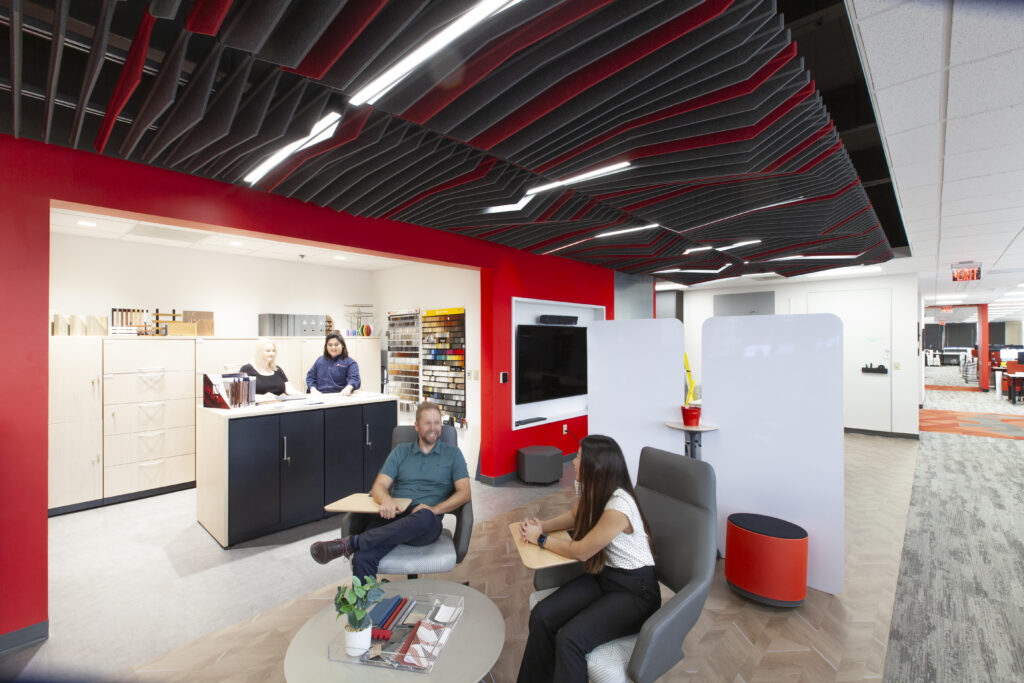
left=309, top=536, right=355, bottom=564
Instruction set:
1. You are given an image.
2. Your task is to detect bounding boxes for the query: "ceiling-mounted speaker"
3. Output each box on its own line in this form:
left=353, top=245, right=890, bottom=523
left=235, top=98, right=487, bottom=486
left=537, top=315, right=578, bottom=325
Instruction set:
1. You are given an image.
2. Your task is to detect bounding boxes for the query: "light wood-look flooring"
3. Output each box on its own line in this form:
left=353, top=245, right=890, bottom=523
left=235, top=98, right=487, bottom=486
left=124, top=433, right=917, bottom=682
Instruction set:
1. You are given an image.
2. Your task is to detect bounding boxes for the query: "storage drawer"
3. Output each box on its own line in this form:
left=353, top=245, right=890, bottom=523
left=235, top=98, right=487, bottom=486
left=104, top=398, right=196, bottom=435
left=104, top=425, right=195, bottom=466
left=104, top=370, right=194, bottom=404
left=103, top=339, right=194, bottom=374
left=104, top=453, right=195, bottom=498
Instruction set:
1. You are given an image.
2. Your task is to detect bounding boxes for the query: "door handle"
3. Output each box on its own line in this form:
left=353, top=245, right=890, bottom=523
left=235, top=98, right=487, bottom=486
left=283, top=435, right=291, bottom=465
left=365, top=424, right=371, bottom=448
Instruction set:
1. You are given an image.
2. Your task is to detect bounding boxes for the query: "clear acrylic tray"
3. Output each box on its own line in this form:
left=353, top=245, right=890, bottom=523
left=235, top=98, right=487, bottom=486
left=327, top=591, right=464, bottom=673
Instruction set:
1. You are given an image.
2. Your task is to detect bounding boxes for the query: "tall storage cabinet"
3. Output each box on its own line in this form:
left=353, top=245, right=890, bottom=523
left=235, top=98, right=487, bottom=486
left=48, top=337, right=104, bottom=509
left=102, top=339, right=196, bottom=499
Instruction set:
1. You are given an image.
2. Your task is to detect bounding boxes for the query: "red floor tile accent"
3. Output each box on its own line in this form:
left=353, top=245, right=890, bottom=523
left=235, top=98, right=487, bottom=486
left=919, top=409, right=1024, bottom=439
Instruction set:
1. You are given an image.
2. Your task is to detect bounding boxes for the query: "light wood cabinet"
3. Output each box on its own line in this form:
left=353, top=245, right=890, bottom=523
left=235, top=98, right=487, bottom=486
left=48, top=337, right=103, bottom=509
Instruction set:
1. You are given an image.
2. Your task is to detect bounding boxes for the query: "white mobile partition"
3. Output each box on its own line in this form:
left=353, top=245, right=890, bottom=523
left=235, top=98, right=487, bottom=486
left=701, top=314, right=844, bottom=594
left=587, top=319, right=686, bottom=480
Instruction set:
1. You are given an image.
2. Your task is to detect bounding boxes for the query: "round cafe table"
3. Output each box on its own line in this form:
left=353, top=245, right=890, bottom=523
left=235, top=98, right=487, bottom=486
left=284, top=578, right=504, bottom=682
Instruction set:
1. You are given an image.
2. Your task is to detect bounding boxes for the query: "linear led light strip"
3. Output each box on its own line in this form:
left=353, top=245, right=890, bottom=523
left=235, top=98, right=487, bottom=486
left=350, top=0, right=526, bottom=106
left=682, top=239, right=762, bottom=254
left=244, top=112, right=342, bottom=184
left=653, top=263, right=733, bottom=275
left=487, top=161, right=632, bottom=214
left=770, top=253, right=862, bottom=261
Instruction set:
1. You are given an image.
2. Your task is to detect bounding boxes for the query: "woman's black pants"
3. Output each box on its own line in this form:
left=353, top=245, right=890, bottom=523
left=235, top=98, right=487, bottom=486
left=517, top=564, right=660, bottom=683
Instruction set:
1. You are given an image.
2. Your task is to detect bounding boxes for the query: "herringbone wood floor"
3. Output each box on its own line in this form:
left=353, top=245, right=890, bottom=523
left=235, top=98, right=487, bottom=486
left=124, top=434, right=916, bottom=682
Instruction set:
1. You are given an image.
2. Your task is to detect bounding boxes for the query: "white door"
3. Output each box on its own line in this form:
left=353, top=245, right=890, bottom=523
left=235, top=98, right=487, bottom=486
left=808, top=289, right=892, bottom=432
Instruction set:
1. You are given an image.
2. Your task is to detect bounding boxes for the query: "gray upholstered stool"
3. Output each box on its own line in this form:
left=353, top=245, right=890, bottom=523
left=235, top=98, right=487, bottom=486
left=517, top=445, right=563, bottom=484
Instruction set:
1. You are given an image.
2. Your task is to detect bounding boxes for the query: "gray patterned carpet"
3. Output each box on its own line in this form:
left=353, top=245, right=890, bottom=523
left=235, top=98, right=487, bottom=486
left=885, top=431, right=1024, bottom=682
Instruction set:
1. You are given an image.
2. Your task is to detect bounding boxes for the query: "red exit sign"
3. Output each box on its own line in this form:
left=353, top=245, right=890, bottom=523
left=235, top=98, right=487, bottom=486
left=951, top=266, right=981, bottom=282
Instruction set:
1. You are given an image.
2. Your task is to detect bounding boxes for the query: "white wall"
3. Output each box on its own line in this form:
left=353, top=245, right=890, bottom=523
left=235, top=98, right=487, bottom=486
left=683, top=273, right=920, bottom=435
left=50, top=234, right=374, bottom=337
left=371, top=262, right=482, bottom=476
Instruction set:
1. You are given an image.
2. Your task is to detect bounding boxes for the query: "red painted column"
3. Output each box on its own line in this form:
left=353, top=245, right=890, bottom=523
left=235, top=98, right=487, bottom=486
left=979, top=304, right=989, bottom=391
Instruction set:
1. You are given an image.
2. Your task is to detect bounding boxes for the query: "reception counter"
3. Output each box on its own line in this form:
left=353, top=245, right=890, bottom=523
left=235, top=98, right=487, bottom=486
left=197, top=392, right=398, bottom=547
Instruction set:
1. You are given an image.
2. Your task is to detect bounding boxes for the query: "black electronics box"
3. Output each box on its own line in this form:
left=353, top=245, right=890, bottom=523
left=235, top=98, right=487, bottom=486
left=537, top=315, right=578, bottom=325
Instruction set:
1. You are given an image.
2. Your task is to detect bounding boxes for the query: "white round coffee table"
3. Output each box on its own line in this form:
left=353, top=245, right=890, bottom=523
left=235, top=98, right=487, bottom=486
left=284, top=578, right=504, bottom=682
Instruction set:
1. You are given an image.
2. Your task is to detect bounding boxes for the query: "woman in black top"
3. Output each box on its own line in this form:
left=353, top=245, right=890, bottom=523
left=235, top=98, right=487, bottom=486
left=240, top=339, right=301, bottom=400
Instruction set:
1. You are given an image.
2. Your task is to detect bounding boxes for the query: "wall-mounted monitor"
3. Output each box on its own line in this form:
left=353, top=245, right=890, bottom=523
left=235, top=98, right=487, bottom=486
left=515, top=324, right=587, bottom=405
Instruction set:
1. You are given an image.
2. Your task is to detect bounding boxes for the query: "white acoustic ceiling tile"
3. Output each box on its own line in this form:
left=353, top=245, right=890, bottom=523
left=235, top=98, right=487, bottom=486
left=898, top=183, right=940, bottom=208
left=901, top=202, right=940, bottom=222
left=942, top=193, right=1024, bottom=216
left=950, top=0, right=1024, bottom=66
left=905, top=218, right=938, bottom=233
left=873, top=72, right=944, bottom=134
left=943, top=223, right=1021, bottom=238
left=944, top=105, right=1024, bottom=155
left=892, top=160, right=941, bottom=189
left=849, top=0, right=912, bottom=21
left=857, top=2, right=947, bottom=89
left=884, top=122, right=942, bottom=166
left=942, top=170, right=1024, bottom=202
left=943, top=206, right=1024, bottom=228
left=943, top=140, right=1024, bottom=181
left=947, top=49, right=1024, bottom=120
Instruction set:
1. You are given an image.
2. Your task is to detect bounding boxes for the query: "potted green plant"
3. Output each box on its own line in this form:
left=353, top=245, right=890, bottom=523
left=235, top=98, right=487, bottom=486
left=335, top=575, right=385, bottom=656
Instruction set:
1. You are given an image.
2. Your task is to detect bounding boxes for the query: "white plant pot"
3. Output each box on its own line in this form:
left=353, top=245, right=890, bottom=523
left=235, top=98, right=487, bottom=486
left=345, top=624, right=372, bottom=657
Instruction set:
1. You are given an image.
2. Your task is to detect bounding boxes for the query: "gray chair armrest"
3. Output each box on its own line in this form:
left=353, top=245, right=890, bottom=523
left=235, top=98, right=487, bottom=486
left=533, top=562, right=585, bottom=591
left=452, top=500, right=473, bottom=563
left=339, top=511, right=371, bottom=537
left=626, top=575, right=713, bottom=683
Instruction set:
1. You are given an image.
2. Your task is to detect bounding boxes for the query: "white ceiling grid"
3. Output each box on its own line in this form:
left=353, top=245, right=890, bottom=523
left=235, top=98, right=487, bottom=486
left=846, top=0, right=1024, bottom=319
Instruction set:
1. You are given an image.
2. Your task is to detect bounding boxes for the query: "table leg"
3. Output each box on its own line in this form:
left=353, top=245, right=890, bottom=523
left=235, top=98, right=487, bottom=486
left=689, top=432, right=702, bottom=460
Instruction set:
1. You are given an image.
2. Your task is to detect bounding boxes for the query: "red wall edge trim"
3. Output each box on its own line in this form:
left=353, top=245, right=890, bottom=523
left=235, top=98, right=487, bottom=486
left=185, top=0, right=233, bottom=36
left=95, top=11, right=156, bottom=153
left=0, top=133, right=614, bottom=639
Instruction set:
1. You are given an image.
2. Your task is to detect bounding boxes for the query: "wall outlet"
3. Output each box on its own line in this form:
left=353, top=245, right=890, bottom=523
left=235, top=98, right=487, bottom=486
left=894, top=362, right=901, bottom=370
left=562, top=424, right=568, bottom=435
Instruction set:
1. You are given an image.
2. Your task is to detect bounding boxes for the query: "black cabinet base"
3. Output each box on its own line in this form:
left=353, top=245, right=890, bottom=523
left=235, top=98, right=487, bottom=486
left=48, top=482, right=195, bottom=517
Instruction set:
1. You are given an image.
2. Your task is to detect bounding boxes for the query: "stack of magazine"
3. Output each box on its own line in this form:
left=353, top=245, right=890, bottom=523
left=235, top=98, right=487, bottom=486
left=328, top=591, right=465, bottom=673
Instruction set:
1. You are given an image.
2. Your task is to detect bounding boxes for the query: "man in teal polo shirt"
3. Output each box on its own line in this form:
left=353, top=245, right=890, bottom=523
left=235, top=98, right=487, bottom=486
left=310, top=401, right=470, bottom=578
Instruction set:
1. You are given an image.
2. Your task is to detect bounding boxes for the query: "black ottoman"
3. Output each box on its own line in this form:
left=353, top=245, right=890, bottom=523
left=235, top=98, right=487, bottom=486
left=516, top=446, right=563, bottom=484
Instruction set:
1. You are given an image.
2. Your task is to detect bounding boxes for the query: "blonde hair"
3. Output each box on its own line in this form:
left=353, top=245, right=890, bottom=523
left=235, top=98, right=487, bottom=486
left=253, top=339, right=278, bottom=371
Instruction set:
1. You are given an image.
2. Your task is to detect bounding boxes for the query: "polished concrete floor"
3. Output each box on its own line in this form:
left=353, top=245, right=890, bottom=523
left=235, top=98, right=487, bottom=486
left=0, top=464, right=572, bottom=682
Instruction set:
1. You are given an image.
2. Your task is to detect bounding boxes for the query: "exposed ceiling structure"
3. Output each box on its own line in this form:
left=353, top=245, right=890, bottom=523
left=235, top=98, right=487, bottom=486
left=844, top=0, right=1024, bottom=321
left=0, top=0, right=896, bottom=287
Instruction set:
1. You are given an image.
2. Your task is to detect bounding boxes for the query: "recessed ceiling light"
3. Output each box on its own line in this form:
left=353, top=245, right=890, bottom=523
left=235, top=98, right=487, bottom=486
left=229, top=241, right=244, bottom=247
left=334, top=255, right=346, bottom=260
left=654, top=282, right=687, bottom=291
left=349, top=0, right=525, bottom=106
left=717, top=239, right=762, bottom=251
left=76, top=220, right=97, bottom=227
left=244, top=112, right=342, bottom=184
left=597, top=224, right=659, bottom=238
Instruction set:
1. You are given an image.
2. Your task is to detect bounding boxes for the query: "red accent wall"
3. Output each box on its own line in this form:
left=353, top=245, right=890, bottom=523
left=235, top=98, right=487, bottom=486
left=0, top=134, right=613, bottom=638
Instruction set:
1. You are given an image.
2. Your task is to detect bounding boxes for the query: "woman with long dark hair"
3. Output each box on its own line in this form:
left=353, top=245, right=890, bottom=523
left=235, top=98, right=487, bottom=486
left=306, top=331, right=361, bottom=395
left=517, top=435, right=659, bottom=683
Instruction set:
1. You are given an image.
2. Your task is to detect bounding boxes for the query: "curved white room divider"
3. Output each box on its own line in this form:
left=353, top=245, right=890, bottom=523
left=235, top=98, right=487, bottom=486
left=587, top=319, right=686, bottom=480
left=701, top=314, right=844, bottom=594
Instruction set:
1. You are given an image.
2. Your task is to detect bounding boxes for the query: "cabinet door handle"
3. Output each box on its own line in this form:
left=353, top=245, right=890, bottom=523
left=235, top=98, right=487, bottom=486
left=283, top=435, right=291, bottom=465
left=365, top=424, right=371, bottom=448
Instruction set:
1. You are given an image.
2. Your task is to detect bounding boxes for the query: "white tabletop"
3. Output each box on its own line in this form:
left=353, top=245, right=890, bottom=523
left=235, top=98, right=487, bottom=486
left=284, top=579, right=504, bottom=682
left=665, top=420, right=718, bottom=433
left=199, top=391, right=397, bottom=420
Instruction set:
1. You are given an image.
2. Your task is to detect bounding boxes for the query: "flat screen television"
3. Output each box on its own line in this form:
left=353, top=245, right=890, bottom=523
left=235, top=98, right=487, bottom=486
left=515, top=324, right=587, bottom=405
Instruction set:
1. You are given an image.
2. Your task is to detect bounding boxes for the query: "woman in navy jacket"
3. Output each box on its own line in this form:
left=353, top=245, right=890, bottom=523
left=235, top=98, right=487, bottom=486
left=306, top=332, right=361, bottom=395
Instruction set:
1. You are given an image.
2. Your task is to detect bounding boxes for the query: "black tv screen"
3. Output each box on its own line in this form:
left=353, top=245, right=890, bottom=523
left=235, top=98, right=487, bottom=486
left=515, top=325, right=587, bottom=405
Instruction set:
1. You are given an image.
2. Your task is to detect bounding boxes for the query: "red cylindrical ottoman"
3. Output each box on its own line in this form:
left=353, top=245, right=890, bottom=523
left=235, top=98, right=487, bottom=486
left=725, top=513, right=808, bottom=607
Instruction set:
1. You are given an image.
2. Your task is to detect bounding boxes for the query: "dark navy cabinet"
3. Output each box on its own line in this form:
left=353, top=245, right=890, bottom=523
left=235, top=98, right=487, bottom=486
left=324, top=403, right=398, bottom=506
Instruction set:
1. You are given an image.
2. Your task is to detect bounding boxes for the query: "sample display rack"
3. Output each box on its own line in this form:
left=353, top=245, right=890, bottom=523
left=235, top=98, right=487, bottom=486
left=421, top=308, right=466, bottom=421
left=387, top=310, right=421, bottom=409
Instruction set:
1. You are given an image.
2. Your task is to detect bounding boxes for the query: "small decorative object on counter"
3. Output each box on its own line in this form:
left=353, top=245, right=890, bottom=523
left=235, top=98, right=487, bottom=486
left=335, top=575, right=385, bottom=657
left=682, top=352, right=701, bottom=425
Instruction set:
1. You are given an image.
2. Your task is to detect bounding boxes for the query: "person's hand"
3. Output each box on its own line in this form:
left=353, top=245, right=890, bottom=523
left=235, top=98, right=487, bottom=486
left=378, top=499, right=401, bottom=519
left=309, top=386, right=321, bottom=395
left=341, top=385, right=354, bottom=396
left=412, top=503, right=436, bottom=515
left=519, top=517, right=540, bottom=540
left=522, top=519, right=543, bottom=544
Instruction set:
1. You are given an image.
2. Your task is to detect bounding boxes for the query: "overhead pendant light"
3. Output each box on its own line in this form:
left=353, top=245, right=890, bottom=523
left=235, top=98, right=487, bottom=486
left=244, top=112, right=342, bottom=184
left=597, top=223, right=659, bottom=238
left=349, top=0, right=525, bottom=106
